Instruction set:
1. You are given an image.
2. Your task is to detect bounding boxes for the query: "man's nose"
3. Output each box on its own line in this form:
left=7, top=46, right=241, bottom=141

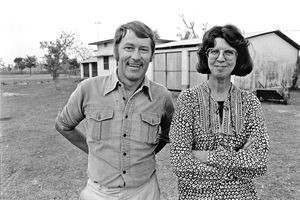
left=131, top=49, right=141, bottom=60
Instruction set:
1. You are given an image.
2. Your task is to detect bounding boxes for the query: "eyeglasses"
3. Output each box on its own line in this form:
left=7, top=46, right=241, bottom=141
left=206, top=48, right=238, bottom=60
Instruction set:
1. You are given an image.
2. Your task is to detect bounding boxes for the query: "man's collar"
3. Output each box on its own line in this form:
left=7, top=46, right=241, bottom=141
left=104, top=70, right=153, bottom=101
left=104, top=70, right=119, bottom=95
left=142, top=76, right=153, bottom=101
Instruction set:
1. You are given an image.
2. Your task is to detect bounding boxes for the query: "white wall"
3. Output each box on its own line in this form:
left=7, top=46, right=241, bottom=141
left=233, top=33, right=299, bottom=89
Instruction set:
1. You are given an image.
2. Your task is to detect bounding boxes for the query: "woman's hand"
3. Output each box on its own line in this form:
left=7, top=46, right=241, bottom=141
left=192, top=150, right=208, bottom=162
left=242, top=137, right=256, bottom=150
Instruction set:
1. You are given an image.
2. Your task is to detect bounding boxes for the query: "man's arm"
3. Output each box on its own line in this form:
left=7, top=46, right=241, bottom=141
left=156, top=91, right=174, bottom=154
left=154, top=140, right=167, bottom=154
left=55, top=122, right=88, bottom=154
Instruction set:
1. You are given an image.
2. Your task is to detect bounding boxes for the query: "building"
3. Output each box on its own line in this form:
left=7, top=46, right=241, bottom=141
left=81, top=30, right=300, bottom=91
left=234, top=30, right=300, bottom=90
left=153, top=38, right=206, bottom=91
left=152, top=30, right=300, bottom=91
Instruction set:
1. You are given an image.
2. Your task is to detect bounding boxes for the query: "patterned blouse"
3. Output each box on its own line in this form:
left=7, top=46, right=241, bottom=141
left=170, top=81, right=269, bottom=200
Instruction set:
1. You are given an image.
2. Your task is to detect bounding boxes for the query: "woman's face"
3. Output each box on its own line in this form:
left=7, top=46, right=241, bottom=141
left=207, top=37, right=237, bottom=79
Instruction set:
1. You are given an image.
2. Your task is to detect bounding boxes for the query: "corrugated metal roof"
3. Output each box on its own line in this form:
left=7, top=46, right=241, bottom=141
left=245, top=30, right=300, bottom=50
left=89, top=39, right=114, bottom=45
left=89, top=38, right=174, bottom=46
left=156, top=38, right=201, bottom=49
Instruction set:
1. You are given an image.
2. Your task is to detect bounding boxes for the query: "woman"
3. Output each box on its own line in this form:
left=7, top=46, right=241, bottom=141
left=170, top=24, right=269, bottom=199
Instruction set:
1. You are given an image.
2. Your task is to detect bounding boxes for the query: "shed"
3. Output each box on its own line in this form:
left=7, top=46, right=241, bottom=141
left=233, top=30, right=300, bottom=90
left=153, top=39, right=207, bottom=91
left=153, top=30, right=300, bottom=91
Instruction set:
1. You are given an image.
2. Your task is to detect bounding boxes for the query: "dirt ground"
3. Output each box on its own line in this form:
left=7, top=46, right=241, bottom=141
left=1, top=75, right=300, bottom=200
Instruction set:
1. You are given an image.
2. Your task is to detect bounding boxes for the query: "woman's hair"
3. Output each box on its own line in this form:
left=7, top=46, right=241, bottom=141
left=196, top=24, right=253, bottom=76
left=113, top=21, right=156, bottom=61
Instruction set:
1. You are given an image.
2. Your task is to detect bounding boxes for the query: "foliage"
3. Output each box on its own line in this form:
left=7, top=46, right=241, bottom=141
left=290, top=55, right=300, bottom=89
left=71, top=41, right=93, bottom=62
left=24, top=55, right=37, bottom=75
left=68, top=58, right=80, bottom=70
left=153, top=30, right=160, bottom=40
left=13, top=57, right=26, bottom=73
left=40, top=31, right=93, bottom=81
left=64, top=58, right=80, bottom=76
left=40, top=31, right=76, bottom=81
left=177, top=14, right=208, bottom=40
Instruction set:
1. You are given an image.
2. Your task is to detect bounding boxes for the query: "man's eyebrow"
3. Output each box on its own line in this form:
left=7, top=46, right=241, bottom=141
left=123, top=43, right=134, bottom=46
left=123, top=43, right=150, bottom=49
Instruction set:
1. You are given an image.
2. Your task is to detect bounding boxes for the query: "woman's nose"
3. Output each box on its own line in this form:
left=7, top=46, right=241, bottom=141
left=216, top=51, right=226, bottom=61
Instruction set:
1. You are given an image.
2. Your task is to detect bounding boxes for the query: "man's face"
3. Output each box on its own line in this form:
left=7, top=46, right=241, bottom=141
left=116, top=30, right=153, bottom=85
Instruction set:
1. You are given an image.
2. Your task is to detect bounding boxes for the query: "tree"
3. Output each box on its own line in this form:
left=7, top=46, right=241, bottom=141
left=0, top=58, right=5, bottom=69
left=177, top=14, right=208, bottom=40
left=40, top=31, right=93, bottom=82
left=180, top=14, right=198, bottom=39
left=153, top=30, right=160, bottom=40
left=13, top=57, right=26, bottom=73
left=71, top=42, right=93, bottom=62
left=291, top=55, right=300, bottom=89
left=24, top=55, right=37, bottom=75
left=68, top=58, right=80, bottom=75
left=40, top=31, right=75, bottom=83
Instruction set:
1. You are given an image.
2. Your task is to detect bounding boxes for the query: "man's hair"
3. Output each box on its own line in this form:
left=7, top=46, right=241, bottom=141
left=113, top=21, right=156, bottom=61
left=196, top=24, right=253, bottom=76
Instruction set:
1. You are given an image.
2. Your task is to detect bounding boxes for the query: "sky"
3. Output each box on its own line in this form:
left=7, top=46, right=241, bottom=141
left=1, top=0, right=300, bottom=65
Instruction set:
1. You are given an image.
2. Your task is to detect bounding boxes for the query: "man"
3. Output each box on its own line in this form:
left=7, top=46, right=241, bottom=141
left=55, top=21, right=174, bottom=200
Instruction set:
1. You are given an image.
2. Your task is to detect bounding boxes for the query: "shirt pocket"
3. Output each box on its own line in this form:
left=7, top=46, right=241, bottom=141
left=140, top=113, right=161, bottom=144
left=87, top=109, right=114, bottom=140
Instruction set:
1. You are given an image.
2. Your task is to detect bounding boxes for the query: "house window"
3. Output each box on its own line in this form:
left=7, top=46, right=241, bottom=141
left=92, top=62, right=97, bottom=77
left=83, top=63, right=89, bottom=77
left=103, top=56, right=109, bottom=70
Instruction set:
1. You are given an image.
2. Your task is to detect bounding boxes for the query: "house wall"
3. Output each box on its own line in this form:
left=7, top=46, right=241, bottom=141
left=233, top=33, right=299, bottom=90
left=154, top=46, right=207, bottom=91
left=97, top=42, right=114, bottom=56
left=96, top=56, right=116, bottom=76
left=96, top=42, right=115, bottom=76
left=188, top=50, right=208, bottom=88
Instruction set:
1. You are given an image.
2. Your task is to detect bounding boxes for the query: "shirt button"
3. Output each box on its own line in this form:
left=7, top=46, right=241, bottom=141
left=123, top=152, right=127, bottom=156
left=125, top=115, right=128, bottom=119
left=123, top=170, right=126, bottom=174
left=123, top=134, right=127, bottom=137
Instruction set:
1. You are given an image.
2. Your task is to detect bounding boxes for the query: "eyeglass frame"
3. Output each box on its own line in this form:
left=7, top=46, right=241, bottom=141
left=206, top=48, right=238, bottom=60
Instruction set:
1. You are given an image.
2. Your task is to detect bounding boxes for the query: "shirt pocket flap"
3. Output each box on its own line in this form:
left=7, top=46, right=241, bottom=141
left=141, top=113, right=161, bottom=126
left=88, top=109, right=114, bottom=122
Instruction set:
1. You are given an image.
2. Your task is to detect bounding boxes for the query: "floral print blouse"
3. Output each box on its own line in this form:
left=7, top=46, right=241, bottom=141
left=170, top=81, right=269, bottom=200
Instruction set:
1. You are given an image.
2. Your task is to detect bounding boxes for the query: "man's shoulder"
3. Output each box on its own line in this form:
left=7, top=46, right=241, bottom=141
left=80, top=74, right=111, bottom=87
left=149, top=80, right=170, bottom=95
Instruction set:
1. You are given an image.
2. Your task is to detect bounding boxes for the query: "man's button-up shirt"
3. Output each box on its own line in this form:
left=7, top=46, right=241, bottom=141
left=56, top=71, right=174, bottom=188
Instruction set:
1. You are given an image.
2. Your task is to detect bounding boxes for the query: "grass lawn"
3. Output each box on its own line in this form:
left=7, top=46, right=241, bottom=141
left=1, top=75, right=300, bottom=199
